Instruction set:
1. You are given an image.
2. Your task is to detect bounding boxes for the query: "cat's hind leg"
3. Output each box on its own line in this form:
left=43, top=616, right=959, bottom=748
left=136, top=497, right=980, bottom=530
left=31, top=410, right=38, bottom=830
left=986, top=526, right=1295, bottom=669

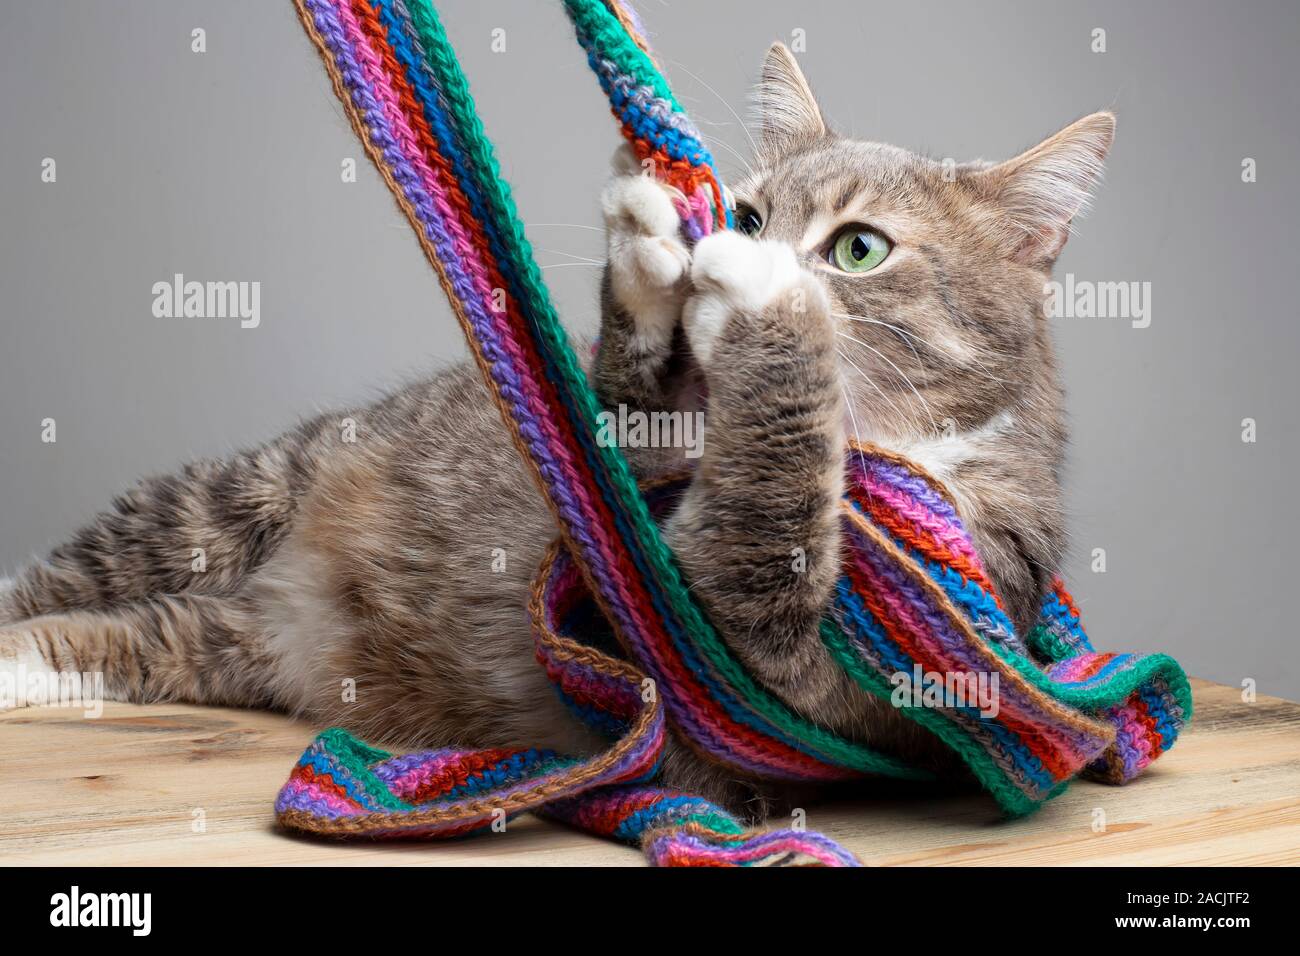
left=0, top=594, right=278, bottom=711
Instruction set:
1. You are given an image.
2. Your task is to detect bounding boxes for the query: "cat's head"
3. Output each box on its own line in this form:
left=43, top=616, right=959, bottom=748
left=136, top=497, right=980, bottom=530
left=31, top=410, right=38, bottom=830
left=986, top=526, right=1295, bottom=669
left=731, top=43, right=1114, bottom=443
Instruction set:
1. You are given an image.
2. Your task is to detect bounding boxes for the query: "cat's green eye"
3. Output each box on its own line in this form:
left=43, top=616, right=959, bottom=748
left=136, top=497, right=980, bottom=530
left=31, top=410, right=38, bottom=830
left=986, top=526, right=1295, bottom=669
left=735, top=204, right=762, bottom=237
left=830, top=227, right=891, bottom=273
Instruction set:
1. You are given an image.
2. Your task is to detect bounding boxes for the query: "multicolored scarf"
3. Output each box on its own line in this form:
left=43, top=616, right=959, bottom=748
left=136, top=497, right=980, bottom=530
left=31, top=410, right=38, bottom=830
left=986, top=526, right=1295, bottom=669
left=277, top=0, right=1190, bottom=865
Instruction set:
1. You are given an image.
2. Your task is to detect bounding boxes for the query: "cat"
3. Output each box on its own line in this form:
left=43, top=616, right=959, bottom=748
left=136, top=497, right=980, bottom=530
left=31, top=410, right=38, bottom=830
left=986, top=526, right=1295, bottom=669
left=0, top=44, right=1114, bottom=817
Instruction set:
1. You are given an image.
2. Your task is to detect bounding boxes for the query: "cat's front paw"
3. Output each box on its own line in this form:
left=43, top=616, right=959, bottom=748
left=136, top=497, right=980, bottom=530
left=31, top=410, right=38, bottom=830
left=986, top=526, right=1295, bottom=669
left=602, top=170, right=691, bottom=330
left=683, top=231, right=825, bottom=366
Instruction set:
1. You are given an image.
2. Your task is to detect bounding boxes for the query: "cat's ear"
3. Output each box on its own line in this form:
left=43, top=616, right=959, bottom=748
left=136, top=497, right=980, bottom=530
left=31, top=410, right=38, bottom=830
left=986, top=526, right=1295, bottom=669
left=754, top=42, right=829, bottom=161
left=975, top=111, right=1115, bottom=266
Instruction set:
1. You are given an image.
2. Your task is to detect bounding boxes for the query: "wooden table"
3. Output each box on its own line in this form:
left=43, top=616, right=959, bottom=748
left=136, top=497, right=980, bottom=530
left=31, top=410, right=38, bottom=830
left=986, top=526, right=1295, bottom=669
left=2, top=678, right=1297, bottom=866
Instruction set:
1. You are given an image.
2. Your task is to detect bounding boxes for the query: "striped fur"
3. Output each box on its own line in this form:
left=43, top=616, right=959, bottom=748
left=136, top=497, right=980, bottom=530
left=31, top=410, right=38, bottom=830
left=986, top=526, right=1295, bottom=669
left=1, top=1, right=1169, bottom=857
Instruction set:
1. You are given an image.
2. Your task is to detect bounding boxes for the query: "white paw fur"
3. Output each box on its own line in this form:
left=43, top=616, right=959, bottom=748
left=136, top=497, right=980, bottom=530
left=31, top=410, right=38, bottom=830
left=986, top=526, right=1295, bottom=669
left=602, top=173, right=690, bottom=341
left=683, top=232, right=813, bottom=365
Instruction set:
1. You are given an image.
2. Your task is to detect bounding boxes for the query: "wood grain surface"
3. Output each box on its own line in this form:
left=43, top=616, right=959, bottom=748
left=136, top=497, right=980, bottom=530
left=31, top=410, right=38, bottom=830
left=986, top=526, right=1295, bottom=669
left=1, top=678, right=1296, bottom=865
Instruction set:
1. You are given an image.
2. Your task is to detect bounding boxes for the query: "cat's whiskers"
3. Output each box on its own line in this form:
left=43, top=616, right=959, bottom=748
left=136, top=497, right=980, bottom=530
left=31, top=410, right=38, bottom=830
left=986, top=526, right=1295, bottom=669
left=839, top=379, right=871, bottom=480
left=535, top=246, right=606, bottom=265
left=837, top=371, right=894, bottom=520
left=666, top=59, right=761, bottom=155
left=833, top=311, right=1016, bottom=388
left=527, top=223, right=605, bottom=233
left=834, top=309, right=1016, bottom=362
left=835, top=346, right=910, bottom=428
left=832, top=312, right=926, bottom=373
left=696, top=132, right=759, bottom=182
left=835, top=329, right=939, bottom=431
left=834, top=311, right=926, bottom=353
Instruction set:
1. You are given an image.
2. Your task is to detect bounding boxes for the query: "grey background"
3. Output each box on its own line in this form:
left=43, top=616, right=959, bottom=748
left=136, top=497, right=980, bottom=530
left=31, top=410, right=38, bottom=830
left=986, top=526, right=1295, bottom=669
left=2, top=1, right=1296, bottom=696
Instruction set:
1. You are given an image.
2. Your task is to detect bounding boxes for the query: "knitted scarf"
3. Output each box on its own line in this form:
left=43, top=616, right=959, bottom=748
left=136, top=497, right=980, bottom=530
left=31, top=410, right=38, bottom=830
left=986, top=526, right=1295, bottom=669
left=277, top=0, right=1191, bottom=866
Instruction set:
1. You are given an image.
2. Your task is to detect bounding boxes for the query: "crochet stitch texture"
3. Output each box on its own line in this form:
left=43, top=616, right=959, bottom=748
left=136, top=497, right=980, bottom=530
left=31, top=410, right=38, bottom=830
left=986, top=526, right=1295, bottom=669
left=278, top=0, right=1190, bottom=866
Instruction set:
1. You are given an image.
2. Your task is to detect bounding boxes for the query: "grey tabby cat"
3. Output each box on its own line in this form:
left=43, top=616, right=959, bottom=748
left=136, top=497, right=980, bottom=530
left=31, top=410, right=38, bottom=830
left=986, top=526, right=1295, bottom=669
left=0, top=45, right=1114, bottom=815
